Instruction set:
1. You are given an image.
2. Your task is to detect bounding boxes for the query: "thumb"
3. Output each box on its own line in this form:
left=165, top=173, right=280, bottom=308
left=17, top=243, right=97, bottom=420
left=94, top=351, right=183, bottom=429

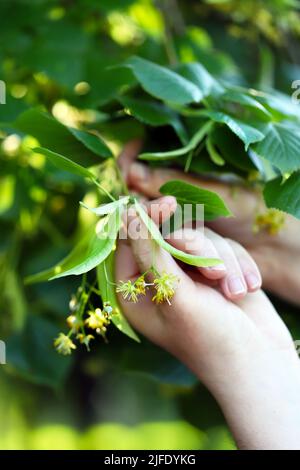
left=126, top=198, right=182, bottom=278
left=126, top=199, right=193, bottom=306
left=127, top=214, right=180, bottom=278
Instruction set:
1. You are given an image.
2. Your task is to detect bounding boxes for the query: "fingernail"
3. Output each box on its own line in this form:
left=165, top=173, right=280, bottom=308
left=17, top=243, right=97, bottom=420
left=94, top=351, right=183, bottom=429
left=245, top=273, right=261, bottom=290
left=158, top=195, right=177, bottom=206
left=130, top=163, right=148, bottom=182
left=207, top=263, right=226, bottom=272
left=228, top=276, right=246, bottom=295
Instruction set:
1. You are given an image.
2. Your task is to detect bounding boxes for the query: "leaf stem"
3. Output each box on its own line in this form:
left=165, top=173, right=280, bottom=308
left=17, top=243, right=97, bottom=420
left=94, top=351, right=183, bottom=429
left=115, top=161, right=129, bottom=196
left=156, top=0, right=183, bottom=66
left=103, top=260, right=117, bottom=287
left=92, top=178, right=116, bottom=202
left=184, top=150, right=194, bottom=173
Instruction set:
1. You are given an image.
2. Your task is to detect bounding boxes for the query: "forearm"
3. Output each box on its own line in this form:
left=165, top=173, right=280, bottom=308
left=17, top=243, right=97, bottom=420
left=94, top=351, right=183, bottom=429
left=206, top=348, right=300, bottom=450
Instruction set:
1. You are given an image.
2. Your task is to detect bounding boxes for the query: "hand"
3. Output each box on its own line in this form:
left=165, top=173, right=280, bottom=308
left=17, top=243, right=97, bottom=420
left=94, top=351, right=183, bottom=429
left=118, top=140, right=300, bottom=305
left=115, top=195, right=300, bottom=450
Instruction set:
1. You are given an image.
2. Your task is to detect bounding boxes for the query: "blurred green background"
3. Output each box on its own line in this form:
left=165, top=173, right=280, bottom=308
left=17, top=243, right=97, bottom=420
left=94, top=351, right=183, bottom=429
left=1, top=0, right=300, bottom=450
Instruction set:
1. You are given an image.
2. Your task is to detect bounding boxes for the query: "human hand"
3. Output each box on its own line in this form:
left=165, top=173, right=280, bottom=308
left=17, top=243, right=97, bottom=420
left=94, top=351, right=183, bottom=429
left=118, top=140, right=300, bottom=305
left=115, top=195, right=300, bottom=449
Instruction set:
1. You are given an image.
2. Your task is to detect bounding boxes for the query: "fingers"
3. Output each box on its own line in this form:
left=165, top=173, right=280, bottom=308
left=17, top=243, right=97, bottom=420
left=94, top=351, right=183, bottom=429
left=128, top=162, right=232, bottom=201
left=226, top=239, right=262, bottom=293
left=121, top=195, right=180, bottom=277
left=143, top=196, right=177, bottom=225
left=120, top=195, right=176, bottom=242
left=115, top=239, right=166, bottom=341
left=166, top=228, right=227, bottom=280
left=128, top=162, right=261, bottom=244
left=124, top=196, right=194, bottom=310
left=119, top=192, right=262, bottom=309
left=206, top=230, right=262, bottom=301
left=128, top=162, right=197, bottom=198
left=166, top=227, right=262, bottom=301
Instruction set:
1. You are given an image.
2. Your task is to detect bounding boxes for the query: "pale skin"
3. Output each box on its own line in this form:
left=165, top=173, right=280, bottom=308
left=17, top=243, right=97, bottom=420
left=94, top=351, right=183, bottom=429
left=114, top=141, right=300, bottom=450
left=119, top=139, right=300, bottom=306
left=116, top=196, right=300, bottom=450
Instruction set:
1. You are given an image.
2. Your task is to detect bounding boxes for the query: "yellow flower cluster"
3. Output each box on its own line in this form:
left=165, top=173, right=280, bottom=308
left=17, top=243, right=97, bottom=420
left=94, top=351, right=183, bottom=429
left=85, top=307, right=111, bottom=337
left=116, top=271, right=179, bottom=306
left=54, top=300, right=113, bottom=355
left=54, top=333, right=76, bottom=356
left=55, top=268, right=180, bottom=357
left=116, top=275, right=147, bottom=303
left=253, top=208, right=286, bottom=235
left=66, top=315, right=83, bottom=332
left=152, top=272, right=179, bottom=305
left=77, top=333, right=94, bottom=351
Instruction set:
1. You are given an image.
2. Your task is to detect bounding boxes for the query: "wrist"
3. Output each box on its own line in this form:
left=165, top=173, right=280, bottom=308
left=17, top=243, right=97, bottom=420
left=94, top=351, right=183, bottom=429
left=207, top=347, right=300, bottom=449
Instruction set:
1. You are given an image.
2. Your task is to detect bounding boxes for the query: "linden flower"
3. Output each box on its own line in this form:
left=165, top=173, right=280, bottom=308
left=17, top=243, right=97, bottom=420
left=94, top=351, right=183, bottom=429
left=134, top=276, right=147, bottom=295
left=69, top=295, right=78, bottom=313
left=54, top=333, right=76, bottom=356
left=85, top=308, right=109, bottom=330
left=77, top=333, right=94, bottom=351
left=66, top=315, right=83, bottom=332
left=152, top=272, right=179, bottom=305
left=253, top=209, right=285, bottom=235
left=116, top=280, right=140, bottom=303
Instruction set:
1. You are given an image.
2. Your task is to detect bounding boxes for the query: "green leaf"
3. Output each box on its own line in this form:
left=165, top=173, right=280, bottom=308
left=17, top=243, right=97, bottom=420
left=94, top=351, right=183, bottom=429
left=177, top=62, right=224, bottom=98
left=33, top=147, right=94, bottom=179
left=14, top=109, right=113, bottom=167
left=85, top=56, right=136, bottom=107
left=203, top=111, right=265, bottom=150
left=97, top=252, right=140, bottom=343
left=25, top=208, right=122, bottom=283
left=253, top=90, right=300, bottom=121
left=119, top=96, right=188, bottom=144
left=23, top=21, right=89, bottom=89
left=263, top=172, right=300, bottom=219
left=68, top=127, right=113, bottom=159
left=160, top=180, right=232, bottom=221
left=134, top=200, right=221, bottom=267
left=254, top=122, right=300, bottom=174
left=220, top=88, right=271, bottom=118
left=121, top=56, right=202, bottom=105
left=0, top=94, right=29, bottom=125
left=7, top=315, right=72, bottom=389
left=210, top=126, right=256, bottom=172
left=139, top=121, right=213, bottom=160
left=96, top=118, right=145, bottom=145
left=80, top=197, right=130, bottom=216
left=206, top=137, right=225, bottom=166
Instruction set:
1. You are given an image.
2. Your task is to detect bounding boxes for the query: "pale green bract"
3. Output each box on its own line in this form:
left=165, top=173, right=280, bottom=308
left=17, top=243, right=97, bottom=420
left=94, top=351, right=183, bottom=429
left=134, top=200, right=221, bottom=268
left=25, top=206, right=123, bottom=283
left=97, top=253, right=140, bottom=343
